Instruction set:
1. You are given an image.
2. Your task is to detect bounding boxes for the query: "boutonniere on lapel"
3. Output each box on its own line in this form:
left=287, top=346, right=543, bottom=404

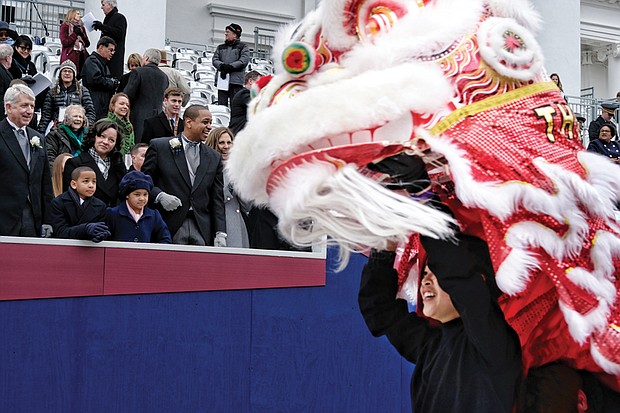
left=29, top=136, right=41, bottom=149
left=169, top=137, right=182, bottom=153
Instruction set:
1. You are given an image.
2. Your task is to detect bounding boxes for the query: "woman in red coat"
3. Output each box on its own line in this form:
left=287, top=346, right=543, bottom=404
left=59, top=9, right=90, bottom=77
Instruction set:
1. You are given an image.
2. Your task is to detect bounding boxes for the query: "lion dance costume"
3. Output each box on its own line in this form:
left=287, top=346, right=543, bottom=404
left=227, top=0, right=620, bottom=391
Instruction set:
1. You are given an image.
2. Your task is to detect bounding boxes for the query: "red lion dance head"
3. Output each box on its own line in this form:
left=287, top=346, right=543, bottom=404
left=227, top=0, right=620, bottom=391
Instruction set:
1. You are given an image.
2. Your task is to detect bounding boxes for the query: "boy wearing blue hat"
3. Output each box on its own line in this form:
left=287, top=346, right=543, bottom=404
left=105, top=170, right=171, bottom=243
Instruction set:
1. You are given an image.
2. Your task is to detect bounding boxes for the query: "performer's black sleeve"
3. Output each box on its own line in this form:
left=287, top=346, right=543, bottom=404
left=358, top=249, right=438, bottom=364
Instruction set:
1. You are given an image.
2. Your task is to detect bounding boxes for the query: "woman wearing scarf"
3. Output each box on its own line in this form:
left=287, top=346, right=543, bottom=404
left=105, top=92, right=134, bottom=156
left=59, top=9, right=90, bottom=76
left=45, top=104, right=88, bottom=169
left=38, top=59, right=96, bottom=133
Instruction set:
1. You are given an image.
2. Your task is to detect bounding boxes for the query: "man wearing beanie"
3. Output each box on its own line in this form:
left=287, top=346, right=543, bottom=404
left=105, top=170, right=171, bottom=243
left=212, top=23, right=250, bottom=107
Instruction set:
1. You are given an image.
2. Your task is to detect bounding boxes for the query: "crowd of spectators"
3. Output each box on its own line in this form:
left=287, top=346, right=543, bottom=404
left=0, top=7, right=297, bottom=251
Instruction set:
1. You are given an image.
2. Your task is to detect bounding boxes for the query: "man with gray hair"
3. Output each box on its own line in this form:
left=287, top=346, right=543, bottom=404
left=92, top=0, right=127, bottom=79
left=0, top=84, right=53, bottom=237
left=0, top=43, right=13, bottom=115
left=124, top=48, right=169, bottom=142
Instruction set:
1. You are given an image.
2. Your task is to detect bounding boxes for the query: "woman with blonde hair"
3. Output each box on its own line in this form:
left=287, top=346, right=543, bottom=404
left=206, top=127, right=249, bottom=248
left=118, top=53, right=141, bottom=92
left=105, top=92, right=134, bottom=156
left=51, top=153, right=73, bottom=197
left=59, top=9, right=90, bottom=75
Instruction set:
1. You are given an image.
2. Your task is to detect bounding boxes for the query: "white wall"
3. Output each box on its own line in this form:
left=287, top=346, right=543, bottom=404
left=532, top=0, right=581, bottom=97
left=84, top=0, right=167, bottom=60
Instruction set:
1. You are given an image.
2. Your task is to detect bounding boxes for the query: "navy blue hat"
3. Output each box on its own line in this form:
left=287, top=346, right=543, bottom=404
left=225, top=23, right=242, bottom=38
left=119, top=170, right=153, bottom=197
left=601, top=102, right=619, bottom=114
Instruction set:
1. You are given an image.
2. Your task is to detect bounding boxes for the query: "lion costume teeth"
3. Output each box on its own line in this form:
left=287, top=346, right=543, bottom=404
left=227, top=0, right=620, bottom=391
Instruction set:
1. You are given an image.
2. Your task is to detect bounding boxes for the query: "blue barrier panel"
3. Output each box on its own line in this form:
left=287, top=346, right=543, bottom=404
left=0, top=248, right=411, bottom=412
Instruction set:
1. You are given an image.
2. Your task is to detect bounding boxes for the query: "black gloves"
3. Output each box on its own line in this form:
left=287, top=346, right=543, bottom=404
left=219, top=63, right=232, bottom=73
left=111, top=78, right=120, bottom=90
left=73, top=25, right=83, bottom=36
left=85, top=222, right=111, bottom=242
left=367, top=153, right=430, bottom=193
left=21, top=75, right=36, bottom=84
left=92, top=20, right=103, bottom=31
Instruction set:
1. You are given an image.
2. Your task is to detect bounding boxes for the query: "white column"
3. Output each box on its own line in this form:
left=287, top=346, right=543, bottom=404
left=608, top=51, right=620, bottom=99
left=531, top=0, right=581, bottom=97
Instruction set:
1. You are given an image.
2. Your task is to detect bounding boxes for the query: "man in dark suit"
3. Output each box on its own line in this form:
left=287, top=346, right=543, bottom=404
left=0, top=84, right=53, bottom=236
left=124, top=48, right=169, bottom=143
left=92, top=0, right=127, bottom=79
left=141, top=87, right=185, bottom=145
left=142, top=105, right=226, bottom=246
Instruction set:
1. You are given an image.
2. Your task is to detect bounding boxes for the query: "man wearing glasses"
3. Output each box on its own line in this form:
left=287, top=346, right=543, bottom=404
left=81, top=36, right=119, bottom=119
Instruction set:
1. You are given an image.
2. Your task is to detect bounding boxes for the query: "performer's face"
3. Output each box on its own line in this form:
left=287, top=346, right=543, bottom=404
left=420, top=268, right=459, bottom=323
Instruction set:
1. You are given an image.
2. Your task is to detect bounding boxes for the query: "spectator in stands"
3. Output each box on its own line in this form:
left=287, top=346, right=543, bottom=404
left=50, top=166, right=110, bottom=241
left=63, top=119, right=126, bottom=206
left=550, top=73, right=563, bottom=93
left=0, top=43, right=13, bottom=115
left=158, top=50, right=190, bottom=106
left=118, top=53, right=141, bottom=93
left=92, top=0, right=127, bottom=79
left=51, top=153, right=72, bottom=197
left=0, top=21, right=17, bottom=45
left=10, top=35, right=46, bottom=125
left=81, top=36, right=119, bottom=120
left=104, top=92, right=134, bottom=156
left=212, top=23, right=250, bottom=107
left=588, top=102, right=618, bottom=142
left=105, top=170, right=171, bottom=243
left=229, top=70, right=260, bottom=135
left=0, top=84, right=53, bottom=237
left=141, top=104, right=226, bottom=246
left=206, top=127, right=249, bottom=248
left=141, top=86, right=185, bottom=145
left=59, top=9, right=90, bottom=76
left=129, top=143, right=148, bottom=171
left=38, top=60, right=96, bottom=133
left=45, top=104, right=87, bottom=169
left=358, top=234, right=522, bottom=413
left=575, top=112, right=586, bottom=143
left=124, top=48, right=168, bottom=143
left=9, top=35, right=36, bottom=82
left=587, top=124, right=620, bottom=164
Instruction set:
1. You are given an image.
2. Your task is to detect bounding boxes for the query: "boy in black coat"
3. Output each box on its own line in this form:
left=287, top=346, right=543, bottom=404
left=50, top=166, right=111, bottom=241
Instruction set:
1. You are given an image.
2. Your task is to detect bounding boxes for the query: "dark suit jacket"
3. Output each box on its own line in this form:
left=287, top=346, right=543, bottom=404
left=0, top=65, right=12, bottom=118
left=50, top=190, right=108, bottom=239
left=63, top=151, right=127, bottom=206
left=141, top=135, right=226, bottom=243
left=142, top=112, right=184, bottom=145
left=0, top=118, right=53, bottom=235
left=124, top=63, right=169, bottom=143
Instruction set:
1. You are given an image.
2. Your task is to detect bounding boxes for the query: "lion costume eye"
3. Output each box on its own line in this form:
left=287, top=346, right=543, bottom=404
left=355, top=0, right=428, bottom=43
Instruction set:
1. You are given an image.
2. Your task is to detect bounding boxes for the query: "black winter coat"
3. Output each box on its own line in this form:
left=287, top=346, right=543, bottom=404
left=100, top=7, right=127, bottom=79
left=81, top=52, right=117, bottom=120
left=37, top=82, right=96, bottom=133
